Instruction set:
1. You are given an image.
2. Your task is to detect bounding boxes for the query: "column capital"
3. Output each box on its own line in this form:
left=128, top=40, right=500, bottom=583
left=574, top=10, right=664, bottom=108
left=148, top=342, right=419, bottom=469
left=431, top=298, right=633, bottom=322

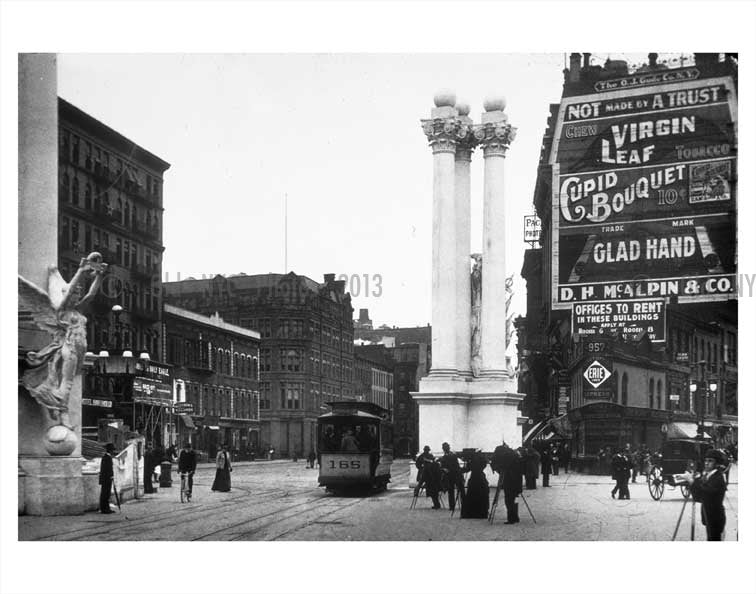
left=474, top=122, right=517, bottom=158
left=421, top=117, right=473, bottom=154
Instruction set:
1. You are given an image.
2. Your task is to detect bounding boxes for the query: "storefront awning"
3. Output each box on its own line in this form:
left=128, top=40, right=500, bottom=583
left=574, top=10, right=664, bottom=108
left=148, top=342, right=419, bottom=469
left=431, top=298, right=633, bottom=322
left=180, top=414, right=195, bottom=429
left=666, top=422, right=711, bottom=440
left=206, top=425, right=220, bottom=430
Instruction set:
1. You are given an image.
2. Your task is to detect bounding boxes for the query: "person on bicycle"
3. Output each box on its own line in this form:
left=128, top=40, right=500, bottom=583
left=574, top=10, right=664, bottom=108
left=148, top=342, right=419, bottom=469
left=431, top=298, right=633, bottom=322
left=178, top=442, right=197, bottom=499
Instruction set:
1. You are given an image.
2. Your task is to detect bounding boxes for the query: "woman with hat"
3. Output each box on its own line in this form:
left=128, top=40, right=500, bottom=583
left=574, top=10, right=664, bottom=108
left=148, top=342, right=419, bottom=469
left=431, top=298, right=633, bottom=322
left=685, top=449, right=728, bottom=541
left=211, top=444, right=233, bottom=492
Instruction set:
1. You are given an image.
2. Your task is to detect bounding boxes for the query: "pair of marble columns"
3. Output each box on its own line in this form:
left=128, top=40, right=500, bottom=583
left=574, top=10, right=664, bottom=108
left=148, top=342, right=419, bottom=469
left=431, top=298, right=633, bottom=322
left=421, top=91, right=516, bottom=381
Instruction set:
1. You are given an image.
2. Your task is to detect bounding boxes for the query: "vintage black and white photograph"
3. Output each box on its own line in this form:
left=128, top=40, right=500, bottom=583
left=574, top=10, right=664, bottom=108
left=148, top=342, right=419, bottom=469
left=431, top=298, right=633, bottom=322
left=2, top=2, right=755, bottom=594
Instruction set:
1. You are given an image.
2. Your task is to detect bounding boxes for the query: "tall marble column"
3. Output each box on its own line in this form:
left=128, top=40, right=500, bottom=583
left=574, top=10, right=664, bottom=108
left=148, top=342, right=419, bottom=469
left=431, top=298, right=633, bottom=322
left=453, top=102, right=476, bottom=377
left=421, top=91, right=463, bottom=378
left=475, top=97, right=516, bottom=380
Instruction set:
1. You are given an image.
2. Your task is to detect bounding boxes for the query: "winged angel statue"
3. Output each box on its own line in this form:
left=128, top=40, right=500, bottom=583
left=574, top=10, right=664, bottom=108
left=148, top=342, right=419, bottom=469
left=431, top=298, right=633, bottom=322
left=19, top=253, right=107, bottom=455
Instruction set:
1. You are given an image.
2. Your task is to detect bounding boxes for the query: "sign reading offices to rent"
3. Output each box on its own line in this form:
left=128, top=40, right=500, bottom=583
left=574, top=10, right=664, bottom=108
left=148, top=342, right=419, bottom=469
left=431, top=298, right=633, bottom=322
left=572, top=299, right=666, bottom=342
left=550, top=75, right=737, bottom=309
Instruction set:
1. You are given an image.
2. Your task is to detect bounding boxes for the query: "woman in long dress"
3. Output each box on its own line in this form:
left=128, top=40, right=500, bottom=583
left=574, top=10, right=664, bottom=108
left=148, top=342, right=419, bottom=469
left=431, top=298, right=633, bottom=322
left=211, top=444, right=232, bottom=492
left=461, top=450, right=489, bottom=518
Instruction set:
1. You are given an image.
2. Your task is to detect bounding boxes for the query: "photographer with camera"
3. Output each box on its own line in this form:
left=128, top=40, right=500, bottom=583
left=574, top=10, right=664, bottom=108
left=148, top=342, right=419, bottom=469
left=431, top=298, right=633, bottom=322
left=683, top=449, right=728, bottom=541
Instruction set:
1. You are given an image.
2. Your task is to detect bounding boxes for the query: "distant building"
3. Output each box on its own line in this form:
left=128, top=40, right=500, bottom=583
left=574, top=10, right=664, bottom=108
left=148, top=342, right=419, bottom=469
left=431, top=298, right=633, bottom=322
left=163, top=304, right=261, bottom=460
left=354, top=308, right=373, bottom=330
left=57, top=98, right=171, bottom=441
left=390, top=342, right=430, bottom=457
left=163, top=272, right=354, bottom=456
left=353, top=345, right=394, bottom=413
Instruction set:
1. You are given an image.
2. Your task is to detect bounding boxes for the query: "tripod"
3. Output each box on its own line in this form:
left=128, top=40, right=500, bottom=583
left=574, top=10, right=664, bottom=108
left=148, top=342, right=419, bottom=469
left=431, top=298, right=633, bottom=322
left=488, top=476, right=536, bottom=524
left=671, top=496, right=697, bottom=541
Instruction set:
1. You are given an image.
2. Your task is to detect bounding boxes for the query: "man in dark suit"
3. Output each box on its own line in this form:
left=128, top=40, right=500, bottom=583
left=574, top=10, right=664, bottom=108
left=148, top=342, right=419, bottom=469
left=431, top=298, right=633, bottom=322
left=491, top=441, right=524, bottom=524
left=439, top=442, right=465, bottom=512
left=686, top=449, right=729, bottom=540
left=99, top=443, right=116, bottom=514
left=177, top=442, right=198, bottom=498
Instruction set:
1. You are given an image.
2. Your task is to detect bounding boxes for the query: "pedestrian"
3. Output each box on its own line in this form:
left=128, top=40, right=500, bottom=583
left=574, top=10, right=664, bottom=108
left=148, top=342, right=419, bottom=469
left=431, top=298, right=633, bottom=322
left=610, top=445, right=632, bottom=499
left=561, top=443, right=571, bottom=474
left=422, top=459, right=443, bottom=509
left=413, top=445, right=435, bottom=497
left=685, top=449, right=728, bottom=541
left=307, top=450, right=317, bottom=469
left=211, top=443, right=233, bottom=492
left=178, top=442, right=197, bottom=498
left=461, top=450, right=489, bottom=518
left=540, top=443, right=551, bottom=487
left=491, top=441, right=523, bottom=524
left=550, top=444, right=560, bottom=476
left=143, top=442, right=156, bottom=494
left=523, top=446, right=540, bottom=490
left=99, top=443, right=116, bottom=514
left=439, top=442, right=465, bottom=512
left=630, top=446, right=640, bottom=483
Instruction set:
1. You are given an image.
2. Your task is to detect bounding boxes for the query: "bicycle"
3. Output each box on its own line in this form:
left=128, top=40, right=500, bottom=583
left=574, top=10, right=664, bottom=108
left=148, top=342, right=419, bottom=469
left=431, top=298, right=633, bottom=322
left=180, top=471, right=193, bottom=503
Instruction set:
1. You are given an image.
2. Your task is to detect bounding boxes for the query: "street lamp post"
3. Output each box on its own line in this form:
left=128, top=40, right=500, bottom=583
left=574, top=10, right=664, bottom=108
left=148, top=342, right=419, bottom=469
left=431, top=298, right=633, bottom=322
left=690, top=359, right=718, bottom=438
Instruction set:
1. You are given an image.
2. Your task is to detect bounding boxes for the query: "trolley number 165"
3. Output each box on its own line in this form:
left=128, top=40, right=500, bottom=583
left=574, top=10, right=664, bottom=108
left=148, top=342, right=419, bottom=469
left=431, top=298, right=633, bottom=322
left=329, top=460, right=361, bottom=469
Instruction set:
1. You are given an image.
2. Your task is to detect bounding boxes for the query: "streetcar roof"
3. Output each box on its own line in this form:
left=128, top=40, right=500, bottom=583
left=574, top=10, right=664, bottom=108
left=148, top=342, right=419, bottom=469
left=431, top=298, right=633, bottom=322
left=318, top=410, right=381, bottom=420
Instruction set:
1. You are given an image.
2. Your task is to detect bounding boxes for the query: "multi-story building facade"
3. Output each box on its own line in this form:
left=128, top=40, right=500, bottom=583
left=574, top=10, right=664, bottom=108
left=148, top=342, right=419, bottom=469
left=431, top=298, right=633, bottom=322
left=353, top=345, right=394, bottom=413
left=163, top=272, right=354, bottom=457
left=390, top=342, right=431, bottom=457
left=518, top=53, right=738, bottom=464
left=163, top=304, right=260, bottom=460
left=58, top=98, right=171, bottom=437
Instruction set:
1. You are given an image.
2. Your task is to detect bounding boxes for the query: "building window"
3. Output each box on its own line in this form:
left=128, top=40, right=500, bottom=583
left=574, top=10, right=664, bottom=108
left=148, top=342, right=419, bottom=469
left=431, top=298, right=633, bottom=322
left=657, top=379, right=663, bottom=409
left=260, top=382, right=271, bottom=409
left=260, top=349, right=271, bottom=372
left=280, top=383, right=302, bottom=409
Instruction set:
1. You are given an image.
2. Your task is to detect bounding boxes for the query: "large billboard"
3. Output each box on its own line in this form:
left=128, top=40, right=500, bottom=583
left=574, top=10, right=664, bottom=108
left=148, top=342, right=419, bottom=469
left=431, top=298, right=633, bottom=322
left=549, top=75, right=737, bottom=309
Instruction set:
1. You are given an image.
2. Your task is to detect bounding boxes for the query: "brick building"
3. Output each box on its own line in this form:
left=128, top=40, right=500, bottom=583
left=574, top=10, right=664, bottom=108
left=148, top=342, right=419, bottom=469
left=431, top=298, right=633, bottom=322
left=163, top=304, right=260, bottom=460
left=57, top=98, right=171, bottom=437
left=163, top=272, right=353, bottom=457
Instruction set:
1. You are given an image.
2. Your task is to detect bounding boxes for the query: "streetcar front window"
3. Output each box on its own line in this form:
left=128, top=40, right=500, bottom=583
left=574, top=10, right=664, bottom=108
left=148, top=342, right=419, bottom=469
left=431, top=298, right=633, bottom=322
left=318, top=419, right=378, bottom=452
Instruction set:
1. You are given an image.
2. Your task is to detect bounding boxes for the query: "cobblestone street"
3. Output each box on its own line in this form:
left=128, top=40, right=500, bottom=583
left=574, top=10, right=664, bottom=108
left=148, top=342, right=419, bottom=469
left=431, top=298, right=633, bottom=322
left=19, top=460, right=739, bottom=541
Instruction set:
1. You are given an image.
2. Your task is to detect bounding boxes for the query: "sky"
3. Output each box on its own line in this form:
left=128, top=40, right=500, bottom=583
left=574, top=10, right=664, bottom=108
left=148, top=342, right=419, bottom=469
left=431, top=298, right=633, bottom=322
left=57, top=53, right=568, bottom=328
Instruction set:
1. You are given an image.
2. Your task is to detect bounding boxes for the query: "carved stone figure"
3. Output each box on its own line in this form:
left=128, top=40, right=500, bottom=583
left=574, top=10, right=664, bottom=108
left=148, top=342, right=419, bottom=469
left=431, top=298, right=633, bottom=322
left=19, top=252, right=107, bottom=455
left=470, top=253, right=483, bottom=377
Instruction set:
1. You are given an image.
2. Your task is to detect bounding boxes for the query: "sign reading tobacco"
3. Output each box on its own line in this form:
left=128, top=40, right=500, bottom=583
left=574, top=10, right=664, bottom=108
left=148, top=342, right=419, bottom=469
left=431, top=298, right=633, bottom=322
left=550, top=76, right=737, bottom=309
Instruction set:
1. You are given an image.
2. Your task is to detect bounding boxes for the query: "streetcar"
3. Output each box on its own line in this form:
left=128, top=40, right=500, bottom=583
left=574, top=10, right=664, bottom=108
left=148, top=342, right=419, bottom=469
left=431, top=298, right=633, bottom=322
left=647, top=438, right=712, bottom=501
left=316, top=401, right=393, bottom=492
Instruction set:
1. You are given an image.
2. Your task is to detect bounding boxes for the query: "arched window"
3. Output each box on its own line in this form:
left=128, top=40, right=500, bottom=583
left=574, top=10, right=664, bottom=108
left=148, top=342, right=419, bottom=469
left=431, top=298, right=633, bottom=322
left=225, top=350, right=231, bottom=375
left=252, top=357, right=258, bottom=380
left=657, top=379, right=663, bottom=409
left=648, top=378, right=654, bottom=409
left=217, top=348, right=223, bottom=373
left=234, top=353, right=239, bottom=376
left=621, top=373, right=628, bottom=406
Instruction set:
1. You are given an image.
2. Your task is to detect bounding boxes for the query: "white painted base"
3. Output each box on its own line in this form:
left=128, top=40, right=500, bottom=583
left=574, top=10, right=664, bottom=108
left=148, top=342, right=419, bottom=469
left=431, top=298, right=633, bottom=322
left=19, top=456, right=89, bottom=516
left=413, top=374, right=523, bottom=456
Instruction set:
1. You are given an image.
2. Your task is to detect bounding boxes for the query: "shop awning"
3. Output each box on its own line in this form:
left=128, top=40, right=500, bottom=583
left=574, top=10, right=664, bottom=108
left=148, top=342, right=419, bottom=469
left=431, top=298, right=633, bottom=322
left=666, top=422, right=711, bottom=440
left=523, top=419, right=549, bottom=444
left=180, top=414, right=195, bottom=429
left=206, top=425, right=220, bottom=430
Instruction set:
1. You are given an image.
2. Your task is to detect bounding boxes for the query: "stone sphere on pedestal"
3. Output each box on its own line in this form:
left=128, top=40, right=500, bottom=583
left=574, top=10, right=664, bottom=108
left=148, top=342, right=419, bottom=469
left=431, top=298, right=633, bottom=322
left=434, top=90, right=457, bottom=108
left=43, top=424, right=78, bottom=456
left=483, top=96, right=506, bottom=112
left=456, top=102, right=471, bottom=116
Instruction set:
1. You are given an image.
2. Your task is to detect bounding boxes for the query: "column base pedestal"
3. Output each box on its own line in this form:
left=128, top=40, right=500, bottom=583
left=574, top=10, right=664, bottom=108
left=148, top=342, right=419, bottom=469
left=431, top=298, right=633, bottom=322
left=413, top=375, right=524, bottom=455
left=19, top=456, right=91, bottom=516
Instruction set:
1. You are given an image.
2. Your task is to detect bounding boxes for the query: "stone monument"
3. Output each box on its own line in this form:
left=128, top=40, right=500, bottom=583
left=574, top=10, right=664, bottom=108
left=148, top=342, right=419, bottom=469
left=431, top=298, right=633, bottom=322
left=18, top=54, right=105, bottom=515
left=413, top=91, right=523, bottom=455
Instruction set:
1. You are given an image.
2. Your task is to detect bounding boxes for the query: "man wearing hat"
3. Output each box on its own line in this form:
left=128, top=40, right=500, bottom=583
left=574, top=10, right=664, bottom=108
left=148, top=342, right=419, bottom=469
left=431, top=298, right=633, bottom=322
left=99, top=443, right=116, bottom=514
left=685, top=449, right=728, bottom=540
left=439, top=442, right=465, bottom=512
left=413, top=445, right=435, bottom=498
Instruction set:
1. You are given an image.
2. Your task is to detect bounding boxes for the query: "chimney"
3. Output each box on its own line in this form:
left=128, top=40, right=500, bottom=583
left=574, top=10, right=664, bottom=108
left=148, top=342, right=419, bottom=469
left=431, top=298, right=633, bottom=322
left=648, top=52, right=658, bottom=68
left=569, top=53, right=581, bottom=82
left=324, top=273, right=335, bottom=283
left=582, top=53, right=591, bottom=69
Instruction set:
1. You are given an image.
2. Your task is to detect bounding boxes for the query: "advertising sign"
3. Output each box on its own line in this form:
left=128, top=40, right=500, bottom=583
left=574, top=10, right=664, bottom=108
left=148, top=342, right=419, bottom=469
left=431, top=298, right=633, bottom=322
left=524, top=214, right=542, bottom=243
left=572, top=299, right=666, bottom=342
left=550, top=76, right=737, bottom=309
left=173, top=402, right=195, bottom=414
left=583, top=358, right=614, bottom=400
left=133, top=360, right=173, bottom=407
